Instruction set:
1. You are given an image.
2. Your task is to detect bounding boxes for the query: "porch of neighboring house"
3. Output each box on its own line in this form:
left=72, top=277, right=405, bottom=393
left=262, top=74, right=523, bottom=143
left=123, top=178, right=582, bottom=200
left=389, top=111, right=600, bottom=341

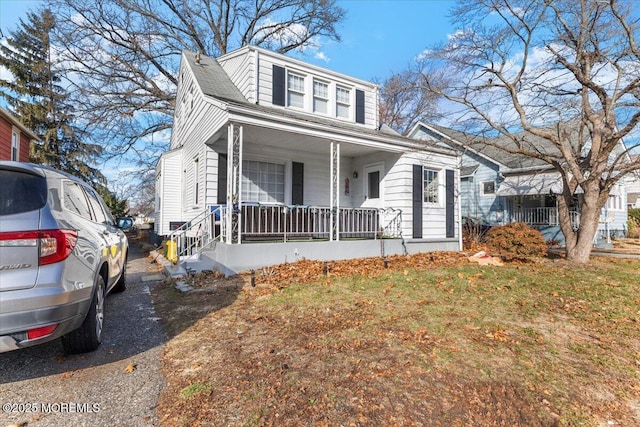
left=162, top=123, right=459, bottom=275
left=499, top=193, right=626, bottom=246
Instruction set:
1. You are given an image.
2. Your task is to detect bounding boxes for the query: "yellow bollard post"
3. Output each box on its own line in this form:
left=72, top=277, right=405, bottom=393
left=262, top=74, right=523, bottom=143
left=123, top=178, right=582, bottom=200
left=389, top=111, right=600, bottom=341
left=166, top=240, right=178, bottom=264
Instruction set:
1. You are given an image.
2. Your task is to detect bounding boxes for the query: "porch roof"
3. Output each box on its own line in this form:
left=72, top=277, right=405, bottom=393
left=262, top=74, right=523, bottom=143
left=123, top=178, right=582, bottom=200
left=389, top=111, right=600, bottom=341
left=496, top=172, right=563, bottom=196
left=460, top=165, right=478, bottom=177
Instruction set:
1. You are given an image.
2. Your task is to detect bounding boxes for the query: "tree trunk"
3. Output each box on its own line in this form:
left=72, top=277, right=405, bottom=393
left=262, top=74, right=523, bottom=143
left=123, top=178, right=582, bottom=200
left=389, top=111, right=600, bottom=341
left=564, top=191, right=601, bottom=264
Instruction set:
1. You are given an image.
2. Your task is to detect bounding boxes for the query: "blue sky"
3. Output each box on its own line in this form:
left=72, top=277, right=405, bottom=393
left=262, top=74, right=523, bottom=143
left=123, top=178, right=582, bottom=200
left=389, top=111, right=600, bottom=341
left=0, top=0, right=456, bottom=82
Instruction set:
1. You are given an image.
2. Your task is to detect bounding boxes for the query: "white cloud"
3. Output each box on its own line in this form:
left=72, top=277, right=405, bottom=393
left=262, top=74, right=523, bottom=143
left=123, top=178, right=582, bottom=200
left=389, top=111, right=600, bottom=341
left=314, top=51, right=330, bottom=63
left=415, top=48, right=430, bottom=62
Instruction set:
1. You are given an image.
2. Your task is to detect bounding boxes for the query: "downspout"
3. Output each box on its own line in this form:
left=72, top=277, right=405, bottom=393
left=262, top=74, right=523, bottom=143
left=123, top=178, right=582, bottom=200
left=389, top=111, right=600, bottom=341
left=457, top=154, right=463, bottom=251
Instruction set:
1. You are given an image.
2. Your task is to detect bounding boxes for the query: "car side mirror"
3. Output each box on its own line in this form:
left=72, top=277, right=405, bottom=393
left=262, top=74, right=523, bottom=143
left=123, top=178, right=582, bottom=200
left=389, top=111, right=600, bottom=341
left=117, top=217, right=134, bottom=231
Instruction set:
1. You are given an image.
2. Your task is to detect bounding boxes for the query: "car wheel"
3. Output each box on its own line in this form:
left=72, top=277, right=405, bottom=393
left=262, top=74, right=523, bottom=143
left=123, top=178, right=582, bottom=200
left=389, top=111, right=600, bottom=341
left=62, top=275, right=105, bottom=354
left=111, top=254, right=127, bottom=293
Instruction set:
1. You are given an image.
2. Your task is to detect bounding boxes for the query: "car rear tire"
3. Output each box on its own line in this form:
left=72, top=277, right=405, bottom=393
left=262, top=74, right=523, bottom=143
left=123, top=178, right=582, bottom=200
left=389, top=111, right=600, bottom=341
left=61, top=275, right=105, bottom=354
left=111, top=254, right=127, bottom=293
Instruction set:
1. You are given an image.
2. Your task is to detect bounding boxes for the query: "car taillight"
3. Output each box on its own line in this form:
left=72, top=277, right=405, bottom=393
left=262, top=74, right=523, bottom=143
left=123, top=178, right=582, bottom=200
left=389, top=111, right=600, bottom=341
left=0, top=229, right=77, bottom=266
left=27, top=324, right=58, bottom=340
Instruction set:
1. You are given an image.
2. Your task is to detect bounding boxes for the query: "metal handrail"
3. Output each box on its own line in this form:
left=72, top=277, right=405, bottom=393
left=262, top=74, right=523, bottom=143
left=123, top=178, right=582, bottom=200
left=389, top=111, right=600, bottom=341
left=168, top=206, right=225, bottom=264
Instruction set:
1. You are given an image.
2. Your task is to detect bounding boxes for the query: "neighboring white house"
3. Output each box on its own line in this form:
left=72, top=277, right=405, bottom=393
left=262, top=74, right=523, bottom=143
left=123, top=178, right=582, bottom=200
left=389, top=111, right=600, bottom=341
left=627, top=155, right=640, bottom=209
left=410, top=122, right=630, bottom=245
left=155, top=46, right=461, bottom=274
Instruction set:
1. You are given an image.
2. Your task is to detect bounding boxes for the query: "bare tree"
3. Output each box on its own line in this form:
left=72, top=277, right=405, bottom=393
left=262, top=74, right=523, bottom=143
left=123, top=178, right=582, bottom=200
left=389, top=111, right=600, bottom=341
left=415, top=0, right=640, bottom=263
left=48, top=0, right=345, bottom=167
left=377, top=70, right=443, bottom=135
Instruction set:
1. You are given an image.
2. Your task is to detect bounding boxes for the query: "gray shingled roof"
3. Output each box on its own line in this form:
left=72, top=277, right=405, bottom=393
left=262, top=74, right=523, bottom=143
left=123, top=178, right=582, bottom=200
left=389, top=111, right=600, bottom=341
left=182, top=50, right=452, bottom=153
left=183, top=51, right=247, bottom=103
left=425, top=123, right=577, bottom=170
left=460, top=165, right=478, bottom=177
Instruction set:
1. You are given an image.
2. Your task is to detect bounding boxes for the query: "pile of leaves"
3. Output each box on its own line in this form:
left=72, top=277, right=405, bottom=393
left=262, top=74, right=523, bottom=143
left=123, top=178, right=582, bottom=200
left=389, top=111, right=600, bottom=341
left=252, top=251, right=467, bottom=287
left=485, top=222, right=547, bottom=260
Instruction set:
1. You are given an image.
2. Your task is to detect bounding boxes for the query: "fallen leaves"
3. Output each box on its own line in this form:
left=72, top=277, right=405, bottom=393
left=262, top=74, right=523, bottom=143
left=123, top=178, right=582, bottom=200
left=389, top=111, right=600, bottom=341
left=486, top=329, right=510, bottom=342
left=124, top=363, right=137, bottom=373
left=249, top=252, right=467, bottom=287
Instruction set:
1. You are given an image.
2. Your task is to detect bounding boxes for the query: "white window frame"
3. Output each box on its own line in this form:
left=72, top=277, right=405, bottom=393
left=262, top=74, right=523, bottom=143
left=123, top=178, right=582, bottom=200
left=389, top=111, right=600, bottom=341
left=287, top=72, right=305, bottom=109
left=242, top=159, right=286, bottom=204
left=606, top=186, right=623, bottom=211
left=11, top=128, right=20, bottom=161
left=423, top=168, right=440, bottom=205
left=313, top=79, right=329, bottom=114
left=481, top=181, right=496, bottom=196
left=336, top=85, right=351, bottom=119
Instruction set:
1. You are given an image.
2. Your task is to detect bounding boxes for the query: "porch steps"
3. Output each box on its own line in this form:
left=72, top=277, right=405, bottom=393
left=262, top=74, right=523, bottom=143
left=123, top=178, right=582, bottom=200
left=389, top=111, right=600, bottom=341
left=150, top=249, right=190, bottom=278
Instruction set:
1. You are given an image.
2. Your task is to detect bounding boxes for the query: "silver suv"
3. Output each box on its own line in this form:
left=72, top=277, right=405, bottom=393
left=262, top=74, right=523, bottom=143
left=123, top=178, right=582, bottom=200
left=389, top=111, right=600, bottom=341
left=0, top=161, right=128, bottom=354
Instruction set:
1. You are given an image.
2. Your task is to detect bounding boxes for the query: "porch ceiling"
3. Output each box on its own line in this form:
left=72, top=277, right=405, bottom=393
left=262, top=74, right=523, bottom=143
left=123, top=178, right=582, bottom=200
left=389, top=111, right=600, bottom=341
left=207, top=123, right=398, bottom=157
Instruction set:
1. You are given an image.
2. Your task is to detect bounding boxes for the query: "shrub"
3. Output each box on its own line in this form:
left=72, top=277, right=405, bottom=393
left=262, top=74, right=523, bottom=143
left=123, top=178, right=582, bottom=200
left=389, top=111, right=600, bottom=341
left=462, top=217, right=489, bottom=250
left=628, top=217, right=640, bottom=239
left=629, top=208, right=640, bottom=224
left=485, top=222, right=547, bottom=260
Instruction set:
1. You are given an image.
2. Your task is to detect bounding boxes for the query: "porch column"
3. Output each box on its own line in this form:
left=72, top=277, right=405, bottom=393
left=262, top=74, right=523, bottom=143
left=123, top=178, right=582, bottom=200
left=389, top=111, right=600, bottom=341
left=226, top=123, right=243, bottom=244
left=330, top=142, right=340, bottom=241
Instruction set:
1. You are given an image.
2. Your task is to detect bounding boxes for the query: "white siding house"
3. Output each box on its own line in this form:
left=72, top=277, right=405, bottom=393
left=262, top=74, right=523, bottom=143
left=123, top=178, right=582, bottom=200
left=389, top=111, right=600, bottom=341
left=156, top=46, right=460, bottom=274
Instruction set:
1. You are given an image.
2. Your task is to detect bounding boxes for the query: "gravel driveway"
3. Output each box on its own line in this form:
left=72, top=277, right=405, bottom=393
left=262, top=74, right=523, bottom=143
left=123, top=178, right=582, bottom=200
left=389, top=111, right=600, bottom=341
left=0, top=243, right=166, bottom=427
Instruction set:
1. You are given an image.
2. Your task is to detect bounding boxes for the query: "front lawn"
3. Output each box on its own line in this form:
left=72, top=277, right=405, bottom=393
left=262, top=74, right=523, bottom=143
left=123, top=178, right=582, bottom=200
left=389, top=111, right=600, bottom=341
left=152, top=253, right=640, bottom=426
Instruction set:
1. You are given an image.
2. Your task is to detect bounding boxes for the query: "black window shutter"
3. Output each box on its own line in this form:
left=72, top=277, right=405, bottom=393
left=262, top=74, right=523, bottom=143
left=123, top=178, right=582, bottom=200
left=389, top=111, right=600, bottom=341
left=217, top=154, right=227, bottom=204
left=445, top=169, right=455, bottom=238
left=292, top=162, right=304, bottom=205
left=272, top=65, right=286, bottom=106
left=412, top=164, right=423, bottom=239
left=355, top=89, right=365, bottom=124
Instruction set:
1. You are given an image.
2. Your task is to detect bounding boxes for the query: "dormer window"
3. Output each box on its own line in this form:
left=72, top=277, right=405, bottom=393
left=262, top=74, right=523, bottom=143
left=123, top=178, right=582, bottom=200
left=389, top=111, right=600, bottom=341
left=313, top=80, right=328, bottom=114
left=287, top=72, right=305, bottom=109
left=336, top=86, right=351, bottom=119
left=271, top=65, right=365, bottom=124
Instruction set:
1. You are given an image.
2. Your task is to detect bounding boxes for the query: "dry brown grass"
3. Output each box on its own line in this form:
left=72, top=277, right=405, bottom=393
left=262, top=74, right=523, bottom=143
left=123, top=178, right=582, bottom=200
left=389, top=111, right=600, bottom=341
left=152, top=252, right=640, bottom=427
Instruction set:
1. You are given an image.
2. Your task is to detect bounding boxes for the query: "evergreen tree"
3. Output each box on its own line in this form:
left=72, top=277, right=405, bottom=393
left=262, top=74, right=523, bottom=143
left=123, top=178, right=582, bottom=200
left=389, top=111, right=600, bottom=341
left=0, top=8, right=105, bottom=185
left=95, top=183, right=130, bottom=218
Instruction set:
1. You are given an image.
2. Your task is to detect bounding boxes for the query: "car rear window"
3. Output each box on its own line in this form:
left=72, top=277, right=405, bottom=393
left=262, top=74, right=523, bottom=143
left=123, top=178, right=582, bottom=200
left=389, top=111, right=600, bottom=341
left=0, top=169, right=48, bottom=215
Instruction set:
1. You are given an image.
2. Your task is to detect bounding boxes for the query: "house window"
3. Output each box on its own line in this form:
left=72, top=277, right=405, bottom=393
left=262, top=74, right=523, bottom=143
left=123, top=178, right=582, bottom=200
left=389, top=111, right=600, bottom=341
left=482, top=181, right=495, bottom=195
left=242, top=160, right=285, bottom=203
left=313, top=80, right=328, bottom=114
left=11, top=130, right=19, bottom=161
left=336, top=86, right=351, bottom=119
left=606, top=187, right=623, bottom=211
left=287, top=72, right=305, bottom=109
left=423, top=169, right=439, bottom=204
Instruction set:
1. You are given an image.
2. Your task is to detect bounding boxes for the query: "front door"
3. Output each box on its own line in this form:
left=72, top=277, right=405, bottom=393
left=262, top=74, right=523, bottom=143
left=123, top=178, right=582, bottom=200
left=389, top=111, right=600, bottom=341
left=362, top=163, right=384, bottom=208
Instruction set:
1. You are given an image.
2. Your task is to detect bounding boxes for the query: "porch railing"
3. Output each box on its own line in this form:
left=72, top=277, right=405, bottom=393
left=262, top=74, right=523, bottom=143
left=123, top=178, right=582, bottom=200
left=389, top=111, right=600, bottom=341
left=169, top=204, right=403, bottom=264
left=167, top=205, right=225, bottom=263
left=241, top=204, right=383, bottom=241
left=511, top=207, right=580, bottom=229
left=381, top=207, right=403, bottom=238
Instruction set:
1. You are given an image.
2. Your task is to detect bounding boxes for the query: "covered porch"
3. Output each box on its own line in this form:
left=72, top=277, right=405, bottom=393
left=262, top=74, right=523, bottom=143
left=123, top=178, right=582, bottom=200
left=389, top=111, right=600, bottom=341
left=207, top=121, right=407, bottom=244
left=166, top=119, right=418, bottom=270
left=497, top=172, right=581, bottom=230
